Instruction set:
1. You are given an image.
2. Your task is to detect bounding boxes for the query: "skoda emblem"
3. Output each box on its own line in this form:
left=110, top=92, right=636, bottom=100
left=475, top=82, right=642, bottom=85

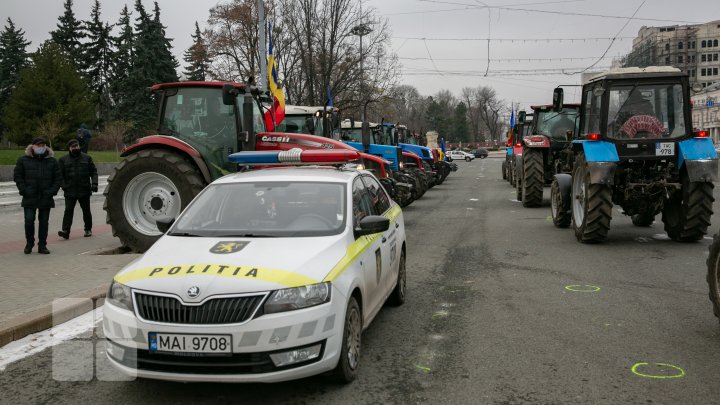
left=187, top=286, right=200, bottom=298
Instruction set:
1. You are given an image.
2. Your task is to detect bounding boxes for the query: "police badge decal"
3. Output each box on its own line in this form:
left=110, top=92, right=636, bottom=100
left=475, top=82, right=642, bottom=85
left=209, top=241, right=249, bottom=254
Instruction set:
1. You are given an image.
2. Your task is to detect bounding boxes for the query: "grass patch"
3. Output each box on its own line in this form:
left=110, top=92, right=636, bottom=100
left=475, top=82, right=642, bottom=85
left=0, top=150, right=122, bottom=165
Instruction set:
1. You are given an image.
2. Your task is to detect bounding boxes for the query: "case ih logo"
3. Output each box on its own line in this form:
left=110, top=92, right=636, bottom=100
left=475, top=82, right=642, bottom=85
left=261, top=136, right=290, bottom=143
left=210, top=241, right=249, bottom=254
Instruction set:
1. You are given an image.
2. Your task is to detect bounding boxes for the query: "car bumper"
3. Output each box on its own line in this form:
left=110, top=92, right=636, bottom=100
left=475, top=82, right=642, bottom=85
left=102, top=289, right=347, bottom=383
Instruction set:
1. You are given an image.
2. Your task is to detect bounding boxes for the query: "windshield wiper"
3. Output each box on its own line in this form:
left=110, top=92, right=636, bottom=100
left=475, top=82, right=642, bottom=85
left=214, top=233, right=278, bottom=238
left=168, top=232, right=203, bottom=237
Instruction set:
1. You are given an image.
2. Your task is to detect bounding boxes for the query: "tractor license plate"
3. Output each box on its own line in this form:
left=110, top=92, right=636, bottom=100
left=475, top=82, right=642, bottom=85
left=656, top=142, right=674, bottom=156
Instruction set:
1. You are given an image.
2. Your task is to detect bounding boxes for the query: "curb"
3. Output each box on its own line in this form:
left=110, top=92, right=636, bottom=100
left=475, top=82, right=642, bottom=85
left=0, top=284, right=108, bottom=347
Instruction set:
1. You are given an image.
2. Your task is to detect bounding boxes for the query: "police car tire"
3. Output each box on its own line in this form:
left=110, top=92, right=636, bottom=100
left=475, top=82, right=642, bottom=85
left=662, top=172, right=714, bottom=242
left=104, top=149, right=205, bottom=253
left=388, top=248, right=406, bottom=306
left=332, top=297, right=362, bottom=383
left=522, top=148, right=544, bottom=208
left=706, top=232, right=720, bottom=320
left=465, top=157, right=471, bottom=162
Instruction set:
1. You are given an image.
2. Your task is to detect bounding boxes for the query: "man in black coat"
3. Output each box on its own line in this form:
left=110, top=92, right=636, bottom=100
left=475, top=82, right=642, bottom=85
left=14, top=137, right=61, bottom=254
left=58, top=139, right=98, bottom=240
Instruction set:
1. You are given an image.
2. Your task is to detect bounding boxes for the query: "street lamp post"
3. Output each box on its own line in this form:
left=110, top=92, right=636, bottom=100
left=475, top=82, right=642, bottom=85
left=351, top=23, right=373, bottom=122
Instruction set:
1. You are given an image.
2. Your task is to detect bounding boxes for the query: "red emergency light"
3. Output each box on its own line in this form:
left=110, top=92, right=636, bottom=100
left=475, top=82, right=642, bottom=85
left=586, top=133, right=602, bottom=141
left=694, top=130, right=709, bottom=138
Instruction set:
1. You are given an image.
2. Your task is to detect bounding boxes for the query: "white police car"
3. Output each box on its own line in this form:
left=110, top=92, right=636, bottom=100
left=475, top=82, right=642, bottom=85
left=103, top=149, right=407, bottom=383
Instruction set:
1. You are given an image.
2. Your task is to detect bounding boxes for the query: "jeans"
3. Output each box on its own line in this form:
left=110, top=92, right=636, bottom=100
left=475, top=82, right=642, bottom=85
left=62, top=196, right=92, bottom=233
left=24, top=207, right=51, bottom=247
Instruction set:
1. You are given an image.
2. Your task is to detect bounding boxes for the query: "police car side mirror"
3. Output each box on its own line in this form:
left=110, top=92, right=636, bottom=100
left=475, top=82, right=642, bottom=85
left=354, top=215, right=390, bottom=238
left=156, top=217, right=175, bottom=234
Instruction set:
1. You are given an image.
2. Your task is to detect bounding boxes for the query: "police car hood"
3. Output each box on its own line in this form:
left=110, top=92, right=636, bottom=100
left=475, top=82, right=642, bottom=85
left=113, top=235, right=348, bottom=300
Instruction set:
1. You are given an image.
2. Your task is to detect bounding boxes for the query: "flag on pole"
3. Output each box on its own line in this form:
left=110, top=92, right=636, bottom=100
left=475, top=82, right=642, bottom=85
left=508, top=104, right=515, bottom=145
left=326, top=85, right=333, bottom=108
left=264, top=22, right=285, bottom=131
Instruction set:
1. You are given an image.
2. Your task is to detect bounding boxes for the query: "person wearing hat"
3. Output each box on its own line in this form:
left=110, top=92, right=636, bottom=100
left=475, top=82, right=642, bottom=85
left=13, top=137, right=61, bottom=254
left=58, top=138, right=98, bottom=240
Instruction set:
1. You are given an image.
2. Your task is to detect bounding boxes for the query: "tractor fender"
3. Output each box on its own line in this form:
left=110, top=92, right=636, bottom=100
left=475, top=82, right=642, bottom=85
left=553, top=173, right=572, bottom=211
left=678, top=138, right=719, bottom=182
left=121, top=135, right=213, bottom=184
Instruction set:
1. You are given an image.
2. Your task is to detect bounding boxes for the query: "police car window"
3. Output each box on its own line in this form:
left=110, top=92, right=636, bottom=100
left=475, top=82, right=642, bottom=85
left=171, top=181, right=346, bottom=237
left=352, top=178, right=373, bottom=228
left=361, top=175, right=391, bottom=214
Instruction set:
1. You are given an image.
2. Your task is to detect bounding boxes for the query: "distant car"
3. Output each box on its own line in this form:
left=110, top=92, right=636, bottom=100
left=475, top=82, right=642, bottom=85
left=472, top=148, right=489, bottom=159
left=446, top=150, right=475, bottom=162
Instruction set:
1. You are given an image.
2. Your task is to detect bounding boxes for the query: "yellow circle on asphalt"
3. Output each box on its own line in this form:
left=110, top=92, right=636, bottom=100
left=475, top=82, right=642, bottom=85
left=631, top=362, right=685, bottom=379
left=564, top=285, right=601, bottom=292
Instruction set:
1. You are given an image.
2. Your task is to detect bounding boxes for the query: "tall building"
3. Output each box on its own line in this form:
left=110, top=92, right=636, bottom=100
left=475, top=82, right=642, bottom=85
left=623, top=21, right=720, bottom=89
left=691, top=82, right=720, bottom=142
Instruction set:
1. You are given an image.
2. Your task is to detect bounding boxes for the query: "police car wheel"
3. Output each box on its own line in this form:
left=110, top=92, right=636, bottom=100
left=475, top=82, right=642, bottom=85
left=388, top=248, right=406, bottom=306
left=332, top=297, right=362, bottom=383
left=465, top=157, right=471, bottom=162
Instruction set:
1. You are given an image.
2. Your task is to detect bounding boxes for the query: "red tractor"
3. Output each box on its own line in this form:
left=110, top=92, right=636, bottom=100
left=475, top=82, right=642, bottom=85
left=103, top=82, right=265, bottom=252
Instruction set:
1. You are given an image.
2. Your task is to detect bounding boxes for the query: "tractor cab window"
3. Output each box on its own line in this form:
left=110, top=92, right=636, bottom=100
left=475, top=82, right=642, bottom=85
left=276, top=115, right=311, bottom=134
left=606, top=83, right=686, bottom=140
left=581, top=89, right=602, bottom=136
left=341, top=127, right=362, bottom=142
left=535, top=108, right=579, bottom=141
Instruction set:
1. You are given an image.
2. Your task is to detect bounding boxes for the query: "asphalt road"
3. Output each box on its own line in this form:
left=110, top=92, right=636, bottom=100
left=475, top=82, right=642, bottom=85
left=2, top=157, right=720, bottom=404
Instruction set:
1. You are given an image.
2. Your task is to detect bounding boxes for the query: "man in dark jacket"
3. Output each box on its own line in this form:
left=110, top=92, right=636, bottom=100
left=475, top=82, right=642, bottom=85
left=14, top=137, right=61, bottom=254
left=58, top=139, right=98, bottom=239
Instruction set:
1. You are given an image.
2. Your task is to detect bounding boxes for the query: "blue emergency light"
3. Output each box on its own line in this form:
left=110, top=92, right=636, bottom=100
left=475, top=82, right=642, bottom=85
left=228, top=148, right=361, bottom=165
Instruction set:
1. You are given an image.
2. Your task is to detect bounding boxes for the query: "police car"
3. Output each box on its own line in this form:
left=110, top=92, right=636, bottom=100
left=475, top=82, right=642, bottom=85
left=103, top=149, right=407, bottom=383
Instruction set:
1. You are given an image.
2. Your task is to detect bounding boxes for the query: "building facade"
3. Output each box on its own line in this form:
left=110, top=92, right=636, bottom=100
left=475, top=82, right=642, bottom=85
left=692, top=83, right=720, bottom=142
left=624, top=21, right=720, bottom=89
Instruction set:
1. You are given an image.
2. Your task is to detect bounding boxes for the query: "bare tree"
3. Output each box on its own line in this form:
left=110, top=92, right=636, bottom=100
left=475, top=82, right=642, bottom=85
left=36, top=112, right=64, bottom=149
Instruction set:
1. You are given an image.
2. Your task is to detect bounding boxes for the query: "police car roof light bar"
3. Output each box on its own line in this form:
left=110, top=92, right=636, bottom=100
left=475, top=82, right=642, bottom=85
left=228, top=148, right=361, bottom=165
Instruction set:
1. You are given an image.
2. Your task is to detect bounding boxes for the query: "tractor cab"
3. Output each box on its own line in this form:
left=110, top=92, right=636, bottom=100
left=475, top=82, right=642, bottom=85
left=275, top=105, right=341, bottom=138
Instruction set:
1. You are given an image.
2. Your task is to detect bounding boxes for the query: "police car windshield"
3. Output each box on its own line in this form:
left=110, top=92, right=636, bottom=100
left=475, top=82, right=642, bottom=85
left=171, top=181, right=347, bottom=237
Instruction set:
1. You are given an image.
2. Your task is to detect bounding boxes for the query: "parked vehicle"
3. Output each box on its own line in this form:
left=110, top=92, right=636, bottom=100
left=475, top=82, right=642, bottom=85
left=472, top=148, right=489, bottom=159
left=446, top=150, right=475, bottom=162
left=550, top=67, right=716, bottom=242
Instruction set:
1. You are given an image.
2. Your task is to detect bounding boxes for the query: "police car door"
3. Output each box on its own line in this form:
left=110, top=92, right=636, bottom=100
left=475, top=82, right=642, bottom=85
left=361, top=174, right=396, bottom=301
left=352, top=177, right=386, bottom=321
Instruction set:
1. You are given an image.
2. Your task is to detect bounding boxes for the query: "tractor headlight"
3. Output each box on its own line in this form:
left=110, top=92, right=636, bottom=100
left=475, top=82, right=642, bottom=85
left=107, top=280, right=133, bottom=311
left=399, top=161, right=405, bottom=169
left=264, top=282, right=331, bottom=314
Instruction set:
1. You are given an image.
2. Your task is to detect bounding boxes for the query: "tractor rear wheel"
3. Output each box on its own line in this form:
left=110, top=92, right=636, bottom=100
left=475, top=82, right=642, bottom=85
left=706, top=232, right=720, bottom=321
left=550, top=178, right=571, bottom=228
left=662, top=172, right=714, bottom=242
left=515, top=168, right=523, bottom=201
left=522, top=148, right=544, bottom=207
left=104, top=149, right=206, bottom=253
left=571, top=153, right=612, bottom=243
left=502, top=161, right=508, bottom=180
left=631, top=213, right=655, bottom=227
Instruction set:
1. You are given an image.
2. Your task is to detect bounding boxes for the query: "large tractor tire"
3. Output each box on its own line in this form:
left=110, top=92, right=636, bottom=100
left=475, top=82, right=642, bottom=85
left=706, top=232, right=720, bottom=321
left=502, top=161, right=508, bottom=180
left=104, top=149, right=206, bottom=253
left=571, top=153, right=612, bottom=243
left=522, top=148, right=544, bottom=208
left=662, top=172, right=714, bottom=242
left=550, top=178, right=571, bottom=228
left=631, top=213, right=655, bottom=227
left=515, top=167, right=522, bottom=201
left=509, top=161, right=516, bottom=187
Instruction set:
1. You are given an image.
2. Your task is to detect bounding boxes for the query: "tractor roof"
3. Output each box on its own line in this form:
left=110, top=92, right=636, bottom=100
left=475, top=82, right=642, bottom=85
left=150, top=81, right=247, bottom=92
left=284, top=105, right=338, bottom=115
left=530, top=103, right=581, bottom=111
left=586, top=66, right=685, bottom=83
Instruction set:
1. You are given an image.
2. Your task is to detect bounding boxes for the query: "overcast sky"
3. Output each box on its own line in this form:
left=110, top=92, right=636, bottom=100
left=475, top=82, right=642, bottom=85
left=2, top=0, right=719, bottom=114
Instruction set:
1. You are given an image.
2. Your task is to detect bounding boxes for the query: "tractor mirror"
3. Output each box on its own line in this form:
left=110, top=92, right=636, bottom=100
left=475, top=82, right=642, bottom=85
left=552, top=88, right=564, bottom=112
left=222, top=84, right=238, bottom=106
left=362, top=121, right=371, bottom=152
left=518, top=111, right=526, bottom=124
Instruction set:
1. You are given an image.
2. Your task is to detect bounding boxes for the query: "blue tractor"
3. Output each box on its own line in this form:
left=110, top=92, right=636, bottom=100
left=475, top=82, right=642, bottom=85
left=550, top=67, right=717, bottom=243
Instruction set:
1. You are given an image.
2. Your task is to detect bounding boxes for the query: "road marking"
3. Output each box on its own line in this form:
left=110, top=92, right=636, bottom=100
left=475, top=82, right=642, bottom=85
left=631, top=362, right=685, bottom=379
left=653, top=234, right=671, bottom=241
left=564, top=285, right=601, bottom=292
left=415, top=364, right=432, bottom=373
left=469, top=198, right=479, bottom=201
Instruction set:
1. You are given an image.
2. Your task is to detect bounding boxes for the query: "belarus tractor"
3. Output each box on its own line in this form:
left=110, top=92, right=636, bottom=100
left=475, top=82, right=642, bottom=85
left=103, top=82, right=265, bottom=252
left=549, top=67, right=717, bottom=243
left=516, top=103, right=580, bottom=207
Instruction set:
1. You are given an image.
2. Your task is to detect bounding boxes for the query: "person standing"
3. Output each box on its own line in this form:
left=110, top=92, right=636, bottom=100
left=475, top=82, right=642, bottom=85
left=13, top=137, right=61, bottom=254
left=77, top=123, right=91, bottom=153
left=58, top=139, right=98, bottom=239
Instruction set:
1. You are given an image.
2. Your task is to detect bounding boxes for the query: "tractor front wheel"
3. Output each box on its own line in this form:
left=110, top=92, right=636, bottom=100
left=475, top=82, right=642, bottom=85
left=104, top=149, right=206, bottom=253
left=571, top=153, right=612, bottom=243
left=662, top=172, right=714, bottom=242
left=550, top=178, right=571, bottom=228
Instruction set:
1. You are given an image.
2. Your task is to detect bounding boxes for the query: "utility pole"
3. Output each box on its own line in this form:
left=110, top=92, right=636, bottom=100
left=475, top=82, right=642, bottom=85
left=257, top=0, right=267, bottom=92
left=352, top=2, right=373, bottom=122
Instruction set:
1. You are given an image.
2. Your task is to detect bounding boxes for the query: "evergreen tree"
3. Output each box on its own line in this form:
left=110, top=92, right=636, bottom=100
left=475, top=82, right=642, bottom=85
left=183, top=22, right=210, bottom=81
left=0, top=18, right=31, bottom=123
left=50, top=0, right=85, bottom=67
left=452, top=102, right=470, bottom=143
left=84, top=0, right=114, bottom=125
left=150, top=1, right=179, bottom=82
left=109, top=5, right=134, bottom=122
left=2, top=41, right=94, bottom=145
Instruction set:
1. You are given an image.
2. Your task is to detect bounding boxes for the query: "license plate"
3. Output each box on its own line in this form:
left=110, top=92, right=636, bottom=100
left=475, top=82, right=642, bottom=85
left=149, top=332, right=232, bottom=354
left=656, top=142, right=674, bottom=156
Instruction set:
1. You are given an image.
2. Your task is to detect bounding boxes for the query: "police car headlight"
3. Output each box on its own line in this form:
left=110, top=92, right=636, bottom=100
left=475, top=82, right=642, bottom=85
left=264, top=282, right=331, bottom=314
left=107, top=280, right=133, bottom=311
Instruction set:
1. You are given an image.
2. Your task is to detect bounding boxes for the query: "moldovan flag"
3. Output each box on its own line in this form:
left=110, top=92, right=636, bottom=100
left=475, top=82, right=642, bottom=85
left=264, top=23, right=285, bottom=131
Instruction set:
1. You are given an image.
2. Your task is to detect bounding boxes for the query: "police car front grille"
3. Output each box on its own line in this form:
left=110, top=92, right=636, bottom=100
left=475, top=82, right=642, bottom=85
left=135, top=293, right=264, bottom=324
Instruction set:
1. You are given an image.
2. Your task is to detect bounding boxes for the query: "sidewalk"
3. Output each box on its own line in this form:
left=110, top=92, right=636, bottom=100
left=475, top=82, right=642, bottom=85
left=0, top=198, right=139, bottom=345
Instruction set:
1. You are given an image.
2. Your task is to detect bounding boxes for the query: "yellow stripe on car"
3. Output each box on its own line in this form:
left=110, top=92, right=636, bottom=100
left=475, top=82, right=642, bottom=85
left=114, top=263, right=319, bottom=288
left=324, top=204, right=402, bottom=282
